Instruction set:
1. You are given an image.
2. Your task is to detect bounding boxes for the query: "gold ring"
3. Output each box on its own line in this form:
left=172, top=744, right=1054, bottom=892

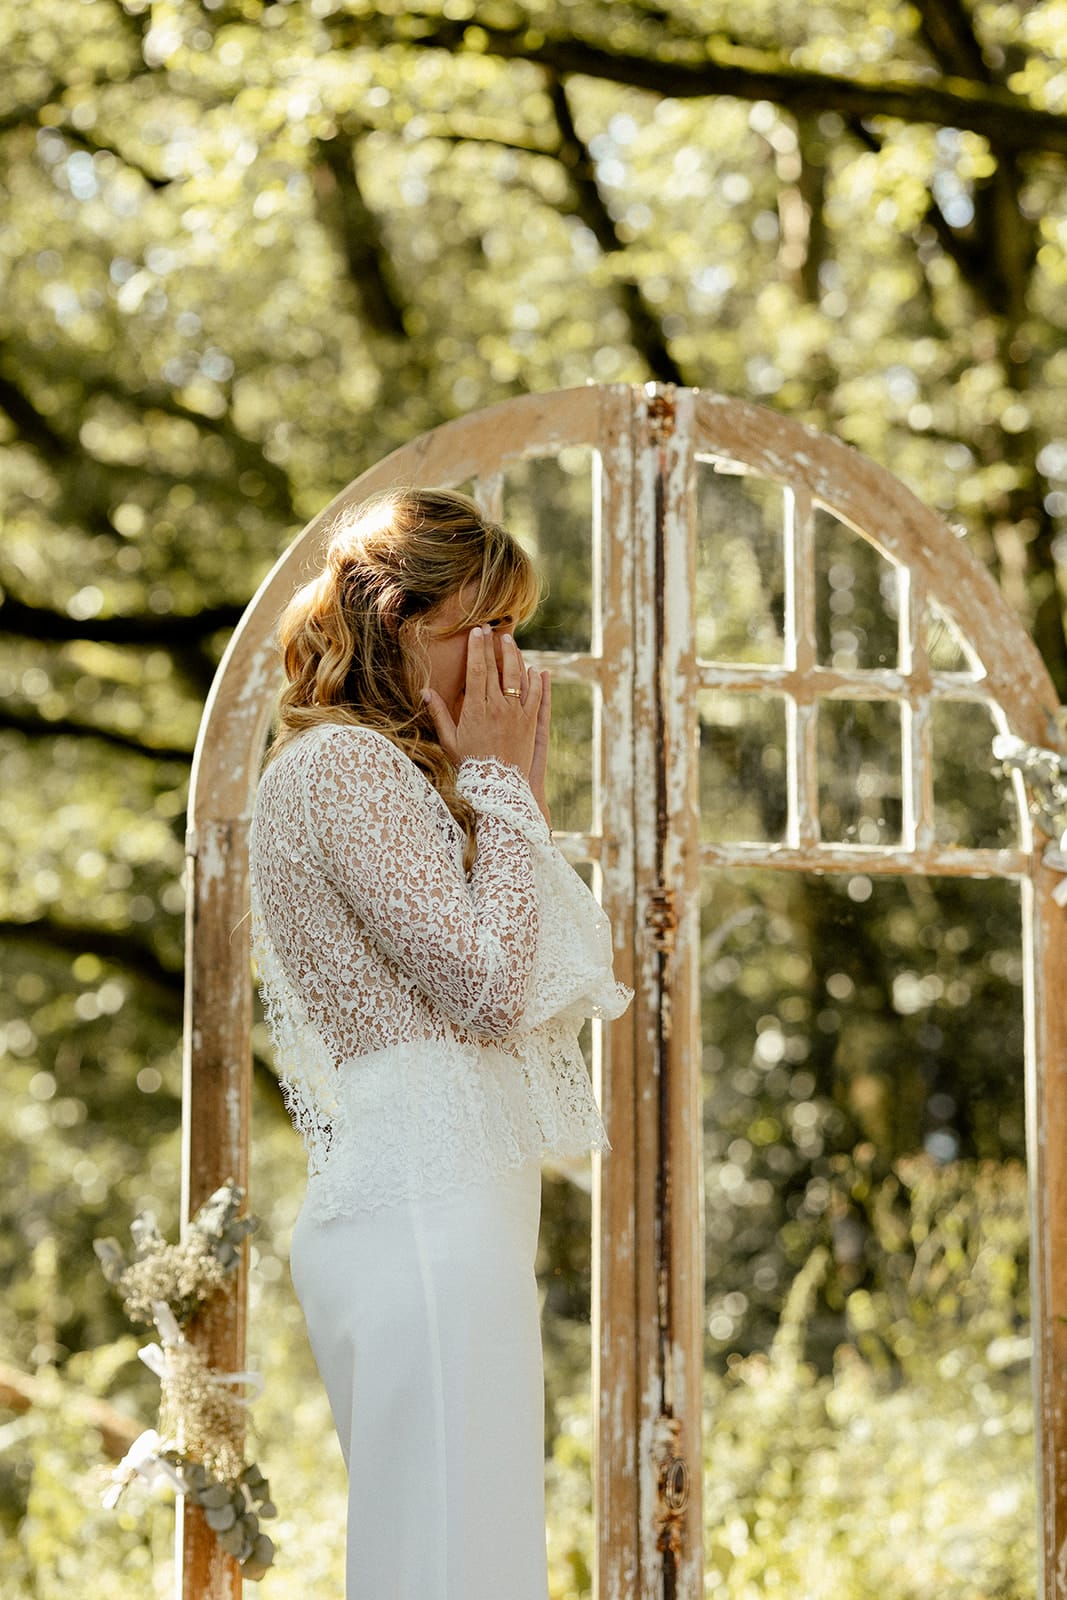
left=503, top=688, right=522, bottom=698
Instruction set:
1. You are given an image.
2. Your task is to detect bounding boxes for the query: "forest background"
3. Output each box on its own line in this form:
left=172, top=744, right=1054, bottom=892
left=2, top=1, right=1066, bottom=1597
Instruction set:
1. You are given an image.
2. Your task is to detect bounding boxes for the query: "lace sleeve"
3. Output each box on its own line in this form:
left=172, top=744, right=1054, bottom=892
left=304, top=728, right=539, bottom=1039
left=459, top=754, right=632, bottom=1032
left=455, top=757, right=551, bottom=845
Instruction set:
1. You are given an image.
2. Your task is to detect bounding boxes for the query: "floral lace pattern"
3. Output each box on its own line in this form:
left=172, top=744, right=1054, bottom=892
left=249, top=723, right=631, bottom=1220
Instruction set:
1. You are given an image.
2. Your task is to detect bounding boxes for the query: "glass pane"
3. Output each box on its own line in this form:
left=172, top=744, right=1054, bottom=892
left=695, top=463, right=785, bottom=664
left=546, top=680, right=595, bottom=835
left=698, top=690, right=787, bottom=844
left=505, top=448, right=594, bottom=654
left=815, top=508, right=899, bottom=670
left=925, top=601, right=983, bottom=677
left=701, top=868, right=1033, bottom=1598
left=818, top=699, right=902, bottom=845
left=932, top=700, right=1020, bottom=848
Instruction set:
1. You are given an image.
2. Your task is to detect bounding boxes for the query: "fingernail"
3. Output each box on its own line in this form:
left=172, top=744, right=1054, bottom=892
left=503, top=633, right=514, bottom=643
left=421, top=689, right=431, bottom=702
left=470, top=625, right=482, bottom=637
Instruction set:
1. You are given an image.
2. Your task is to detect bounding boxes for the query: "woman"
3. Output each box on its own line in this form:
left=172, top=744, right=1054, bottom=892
left=249, top=487, right=630, bottom=1600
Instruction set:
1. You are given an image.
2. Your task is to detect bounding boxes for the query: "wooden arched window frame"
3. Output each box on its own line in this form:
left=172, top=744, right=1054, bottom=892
left=180, top=384, right=1067, bottom=1599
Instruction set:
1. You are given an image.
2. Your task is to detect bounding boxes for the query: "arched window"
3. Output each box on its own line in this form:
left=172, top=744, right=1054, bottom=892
left=182, top=384, right=1066, bottom=1598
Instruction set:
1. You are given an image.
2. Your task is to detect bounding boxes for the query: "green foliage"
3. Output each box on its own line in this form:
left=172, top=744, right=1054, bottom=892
left=1, top=0, right=1064, bottom=1592
left=701, top=1159, right=1034, bottom=1600
left=544, top=1161, right=1034, bottom=1600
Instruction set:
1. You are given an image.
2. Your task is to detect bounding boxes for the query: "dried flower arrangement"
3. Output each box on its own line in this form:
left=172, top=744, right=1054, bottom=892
left=994, top=733, right=1067, bottom=903
left=94, top=1179, right=276, bottom=1580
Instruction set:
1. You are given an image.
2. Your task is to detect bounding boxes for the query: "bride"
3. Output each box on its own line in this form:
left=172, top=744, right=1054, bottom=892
left=249, top=487, right=630, bottom=1599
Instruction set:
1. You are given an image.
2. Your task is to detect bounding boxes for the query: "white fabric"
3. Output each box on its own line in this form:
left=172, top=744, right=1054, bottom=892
left=289, top=1159, right=547, bottom=1600
left=249, top=721, right=630, bottom=1222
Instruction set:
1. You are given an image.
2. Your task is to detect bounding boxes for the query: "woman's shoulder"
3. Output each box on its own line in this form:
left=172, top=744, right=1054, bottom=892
left=266, top=721, right=429, bottom=801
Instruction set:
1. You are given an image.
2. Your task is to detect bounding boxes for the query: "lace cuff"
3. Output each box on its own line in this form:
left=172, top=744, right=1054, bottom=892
left=456, top=757, right=551, bottom=846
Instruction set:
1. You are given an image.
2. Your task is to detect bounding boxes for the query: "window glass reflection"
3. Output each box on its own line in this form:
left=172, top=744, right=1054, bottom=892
left=932, top=700, right=1020, bottom=849
left=505, top=448, right=594, bottom=654
left=815, top=509, right=900, bottom=671
left=818, top=700, right=903, bottom=845
left=695, top=465, right=785, bottom=665
left=700, top=869, right=1033, bottom=1596
left=699, top=690, right=787, bottom=844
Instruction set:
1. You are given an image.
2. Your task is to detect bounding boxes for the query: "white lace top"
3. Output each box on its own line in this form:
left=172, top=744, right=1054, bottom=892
left=249, top=722, right=631, bottom=1221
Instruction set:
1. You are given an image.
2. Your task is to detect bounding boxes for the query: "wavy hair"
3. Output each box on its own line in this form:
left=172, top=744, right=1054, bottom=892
left=267, top=487, right=542, bottom=869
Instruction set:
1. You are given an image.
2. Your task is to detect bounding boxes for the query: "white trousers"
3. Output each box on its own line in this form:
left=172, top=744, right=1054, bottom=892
left=289, top=1160, right=549, bottom=1600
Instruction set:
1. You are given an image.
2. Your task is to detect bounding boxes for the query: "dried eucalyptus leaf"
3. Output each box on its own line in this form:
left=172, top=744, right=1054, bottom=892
left=217, top=1524, right=247, bottom=1557
left=257, top=1501, right=277, bottom=1519
left=130, top=1212, right=162, bottom=1250
left=200, top=1484, right=232, bottom=1509
left=205, top=1503, right=238, bottom=1531
left=242, top=1532, right=276, bottom=1577
left=93, top=1239, right=126, bottom=1282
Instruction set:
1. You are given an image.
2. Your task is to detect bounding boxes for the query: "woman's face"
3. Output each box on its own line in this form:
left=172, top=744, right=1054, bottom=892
left=419, top=582, right=514, bottom=722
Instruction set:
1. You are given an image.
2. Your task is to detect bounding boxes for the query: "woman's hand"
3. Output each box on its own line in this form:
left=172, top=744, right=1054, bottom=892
left=424, top=628, right=548, bottom=788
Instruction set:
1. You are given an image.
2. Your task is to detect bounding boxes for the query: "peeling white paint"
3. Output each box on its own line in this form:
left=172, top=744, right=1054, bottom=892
left=195, top=824, right=230, bottom=890
left=180, top=382, right=1067, bottom=1600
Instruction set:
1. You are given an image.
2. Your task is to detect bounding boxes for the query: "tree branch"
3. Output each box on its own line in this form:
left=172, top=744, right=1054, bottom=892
left=0, top=1360, right=141, bottom=1460
left=909, top=0, right=1062, bottom=692
left=0, top=707, right=193, bottom=763
left=51, top=124, right=172, bottom=189
left=0, top=592, right=243, bottom=647
left=0, top=918, right=287, bottom=1106
left=0, top=370, right=70, bottom=463
left=75, top=374, right=297, bottom=519
left=0, top=87, right=64, bottom=137
left=312, top=135, right=409, bottom=338
left=0, top=352, right=297, bottom=527
left=544, top=72, right=684, bottom=385
left=326, top=15, right=1067, bottom=158
left=1, top=916, right=181, bottom=994
left=914, top=0, right=993, bottom=83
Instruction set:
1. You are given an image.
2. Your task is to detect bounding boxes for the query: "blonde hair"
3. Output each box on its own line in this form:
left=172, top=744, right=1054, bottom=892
left=267, top=487, right=542, bottom=870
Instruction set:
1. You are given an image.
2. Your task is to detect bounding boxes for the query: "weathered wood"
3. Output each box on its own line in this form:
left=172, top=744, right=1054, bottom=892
left=696, top=661, right=987, bottom=698
left=595, top=383, right=641, bottom=1600
left=1029, top=859, right=1067, bottom=1596
left=180, top=380, right=1064, bottom=1600
left=179, top=819, right=252, bottom=1600
left=649, top=386, right=704, bottom=1595
left=692, top=390, right=1059, bottom=745
left=698, top=842, right=1030, bottom=876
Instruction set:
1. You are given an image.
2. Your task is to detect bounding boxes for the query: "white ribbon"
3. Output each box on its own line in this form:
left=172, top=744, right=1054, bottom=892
left=1044, top=843, right=1067, bottom=906
left=137, top=1340, right=264, bottom=1400
left=101, top=1427, right=184, bottom=1508
left=993, top=736, right=1067, bottom=903
left=138, top=1341, right=170, bottom=1381
left=211, top=1369, right=266, bottom=1399
left=152, top=1300, right=182, bottom=1346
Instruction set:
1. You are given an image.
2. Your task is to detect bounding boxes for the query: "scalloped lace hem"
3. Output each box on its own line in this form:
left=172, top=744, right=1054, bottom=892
left=298, top=1035, right=609, bottom=1223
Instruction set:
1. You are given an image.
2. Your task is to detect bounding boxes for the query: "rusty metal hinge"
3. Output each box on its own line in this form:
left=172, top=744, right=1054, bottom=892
left=646, top=389, right=676, bottom=444
left=646, top=886, right=677, bottom=953
left=652, top=1414, right=690, bottom=1558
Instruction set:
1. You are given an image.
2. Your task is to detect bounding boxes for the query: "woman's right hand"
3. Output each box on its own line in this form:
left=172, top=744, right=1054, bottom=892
left=424, top=627, right=546, bottom=778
